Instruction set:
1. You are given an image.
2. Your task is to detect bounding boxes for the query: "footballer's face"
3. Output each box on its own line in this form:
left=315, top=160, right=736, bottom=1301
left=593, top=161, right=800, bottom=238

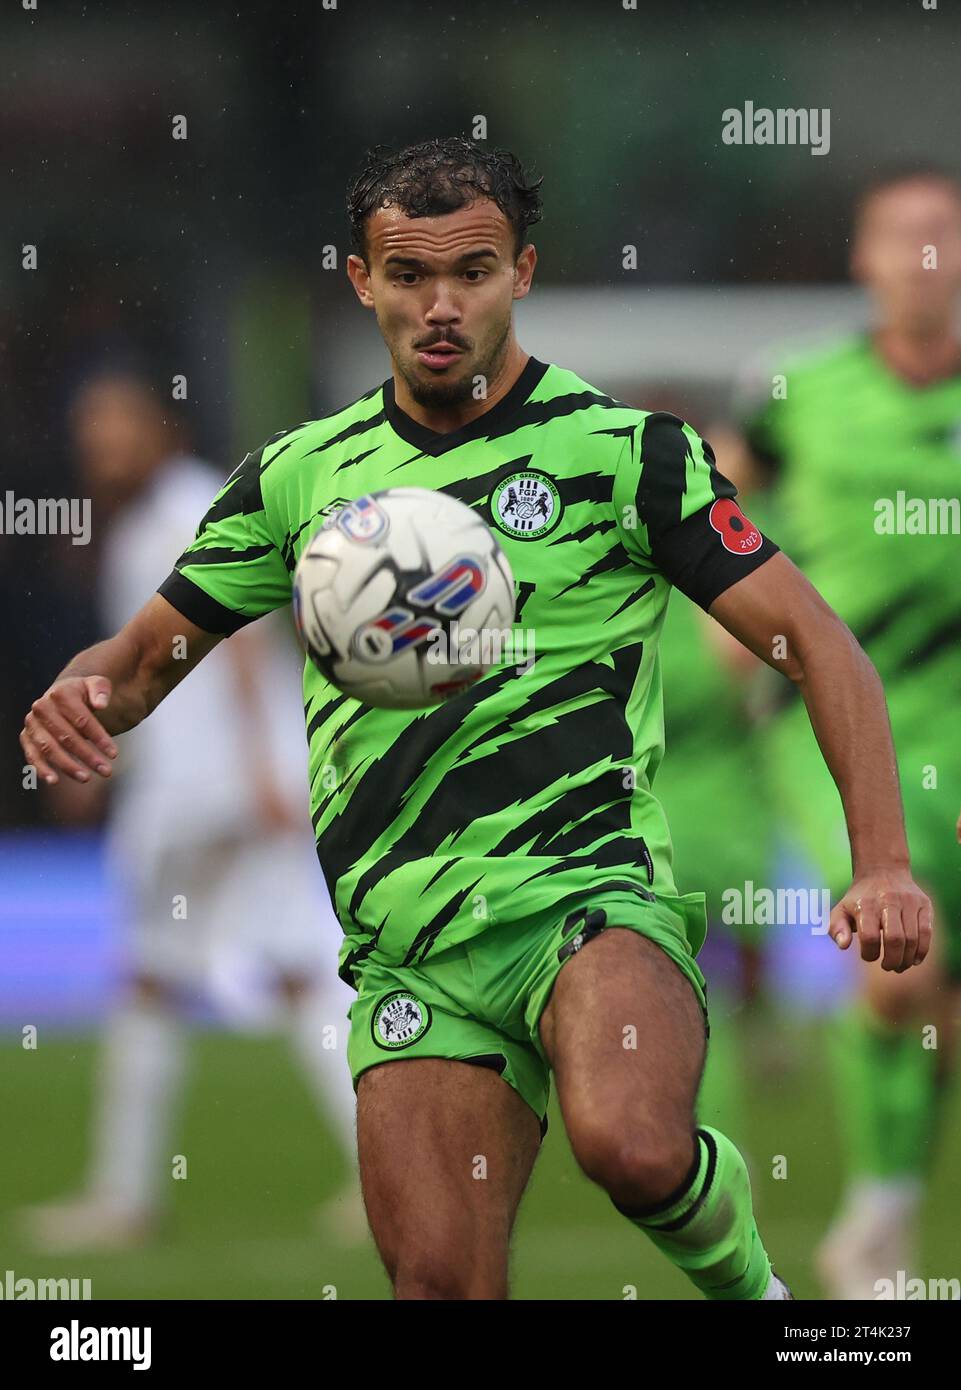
left=347, top=198, right=535, bottom=410
left=852, top=178, right=961, bottom=332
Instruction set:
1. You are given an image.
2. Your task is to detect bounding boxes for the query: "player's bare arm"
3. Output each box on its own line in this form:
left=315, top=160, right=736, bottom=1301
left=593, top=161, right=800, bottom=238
left=708, top=550, right=933, bottom=974
left=19, top=593, right=223, bottom=786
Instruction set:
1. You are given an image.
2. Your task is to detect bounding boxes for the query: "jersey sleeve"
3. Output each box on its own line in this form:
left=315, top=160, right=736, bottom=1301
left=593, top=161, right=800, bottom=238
left=156, top=442, right=292, bottom=635
left=613, top=412, right=779, bottom=611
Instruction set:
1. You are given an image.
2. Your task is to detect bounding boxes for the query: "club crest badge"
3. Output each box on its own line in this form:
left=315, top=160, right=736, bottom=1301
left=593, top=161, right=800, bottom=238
left=491, top=470, right=562, bottom=540
left=371, top=991, right=432, bottom=1050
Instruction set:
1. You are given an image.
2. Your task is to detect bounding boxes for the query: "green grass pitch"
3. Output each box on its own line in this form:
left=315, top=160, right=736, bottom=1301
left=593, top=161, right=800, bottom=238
left=1, top=1018, right=958, bottom=1300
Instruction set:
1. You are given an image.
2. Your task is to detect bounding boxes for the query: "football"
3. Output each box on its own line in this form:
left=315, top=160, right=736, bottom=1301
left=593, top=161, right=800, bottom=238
left=292, top=487, right=516, bottom=709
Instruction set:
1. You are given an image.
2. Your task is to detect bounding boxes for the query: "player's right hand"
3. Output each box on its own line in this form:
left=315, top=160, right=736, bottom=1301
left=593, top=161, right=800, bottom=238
left=20, top=677, right=118, bottom=786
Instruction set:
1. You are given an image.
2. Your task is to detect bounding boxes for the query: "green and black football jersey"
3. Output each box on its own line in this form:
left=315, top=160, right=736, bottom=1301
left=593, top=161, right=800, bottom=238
left=743, top=335, right=961, bottom=926
left=744, top=334, right=961, bottom=726
left=159, top=356, right=778, bottom=984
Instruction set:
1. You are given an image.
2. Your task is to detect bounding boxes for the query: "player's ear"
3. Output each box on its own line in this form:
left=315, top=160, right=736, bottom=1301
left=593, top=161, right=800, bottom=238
left=512, top=243, right=536, bottom=299
left=346, top=253, right=375, bottom=308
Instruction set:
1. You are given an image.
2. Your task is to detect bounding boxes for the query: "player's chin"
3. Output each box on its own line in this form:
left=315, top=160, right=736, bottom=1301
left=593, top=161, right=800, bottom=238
left=410, top=358, right=474, bottom=403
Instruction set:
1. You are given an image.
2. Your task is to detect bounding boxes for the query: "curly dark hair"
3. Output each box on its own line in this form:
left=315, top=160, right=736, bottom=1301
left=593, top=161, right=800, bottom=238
left=346, top=135, right=543, bottom=264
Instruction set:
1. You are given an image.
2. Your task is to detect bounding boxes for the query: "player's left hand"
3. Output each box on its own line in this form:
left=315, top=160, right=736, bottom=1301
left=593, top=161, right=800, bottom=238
left=828, top=869, right=933, bottom=972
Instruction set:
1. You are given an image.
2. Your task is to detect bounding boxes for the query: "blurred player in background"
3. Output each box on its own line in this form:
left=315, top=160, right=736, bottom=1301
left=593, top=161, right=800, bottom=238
left=739, top=168, right=961, bottom=1296
left=20, top=372, right=363, bottom=1252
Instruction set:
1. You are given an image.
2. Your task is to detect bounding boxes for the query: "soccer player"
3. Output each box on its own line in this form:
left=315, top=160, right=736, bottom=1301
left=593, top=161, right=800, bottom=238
left=19, top=372, right=363, bottom=1252
left=740, top=167, right=961, bottom=1298
left=20, top=138, right=932, bottom=1300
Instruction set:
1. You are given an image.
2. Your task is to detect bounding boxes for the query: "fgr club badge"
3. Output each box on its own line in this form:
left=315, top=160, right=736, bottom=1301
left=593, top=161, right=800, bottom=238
left=371, top=992, right=432, bottom=1050
left=491, top=470, right=562, bottom=540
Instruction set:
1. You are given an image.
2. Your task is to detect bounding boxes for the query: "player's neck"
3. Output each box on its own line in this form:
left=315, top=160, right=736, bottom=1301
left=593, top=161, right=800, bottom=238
left=871, top=323, right=961, bottom=386
left=392, top=343, right=530, bottom=434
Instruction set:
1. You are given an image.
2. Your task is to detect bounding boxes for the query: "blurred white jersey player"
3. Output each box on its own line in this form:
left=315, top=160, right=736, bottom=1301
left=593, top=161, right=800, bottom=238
left=21, top=372, right=363, bottom=1251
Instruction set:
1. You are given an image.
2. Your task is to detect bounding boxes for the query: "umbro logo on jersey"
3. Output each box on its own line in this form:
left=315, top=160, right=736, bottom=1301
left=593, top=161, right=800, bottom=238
left=490, top=470, right=563, bottom=540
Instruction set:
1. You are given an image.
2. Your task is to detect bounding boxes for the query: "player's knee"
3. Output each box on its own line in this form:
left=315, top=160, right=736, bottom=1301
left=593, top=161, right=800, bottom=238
left=393, top=1252, right=495, bottom=1301
left=569, top=1117, right=694, bottom=1207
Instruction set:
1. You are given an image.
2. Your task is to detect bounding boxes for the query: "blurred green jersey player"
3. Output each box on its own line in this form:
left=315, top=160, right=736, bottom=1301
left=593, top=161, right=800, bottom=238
left=743, top=166, right=961, bottom=1299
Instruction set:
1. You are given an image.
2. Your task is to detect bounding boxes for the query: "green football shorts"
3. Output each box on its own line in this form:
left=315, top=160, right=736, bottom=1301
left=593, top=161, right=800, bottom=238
left=346, top=888, right=709, bottom=1134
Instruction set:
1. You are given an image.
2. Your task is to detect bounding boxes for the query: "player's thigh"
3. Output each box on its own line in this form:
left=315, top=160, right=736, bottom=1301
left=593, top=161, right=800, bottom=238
left=539, top=927, right=706, bottom=1148
left=356, top=1056, right=540, bottom=1294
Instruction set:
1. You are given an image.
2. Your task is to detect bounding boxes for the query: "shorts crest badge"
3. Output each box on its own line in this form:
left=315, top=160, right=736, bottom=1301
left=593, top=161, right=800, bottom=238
left=371, top=991, right=432, bottom=1050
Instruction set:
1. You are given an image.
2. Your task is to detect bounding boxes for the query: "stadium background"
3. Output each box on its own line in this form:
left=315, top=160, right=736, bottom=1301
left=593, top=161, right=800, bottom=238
left=2, top=0, right=959, bottom=1299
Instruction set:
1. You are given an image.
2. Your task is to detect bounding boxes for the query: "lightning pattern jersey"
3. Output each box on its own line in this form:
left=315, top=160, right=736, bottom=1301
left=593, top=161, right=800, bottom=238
left=159, top=357, right=778, bottom=984
left=745, top=335, right=961, bottom=726
left=744, top=336, right=961, bottom=933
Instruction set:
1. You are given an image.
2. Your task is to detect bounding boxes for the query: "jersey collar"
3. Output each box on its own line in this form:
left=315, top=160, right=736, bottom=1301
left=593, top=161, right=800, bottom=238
left=381, top=355, right=549, bottom=456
